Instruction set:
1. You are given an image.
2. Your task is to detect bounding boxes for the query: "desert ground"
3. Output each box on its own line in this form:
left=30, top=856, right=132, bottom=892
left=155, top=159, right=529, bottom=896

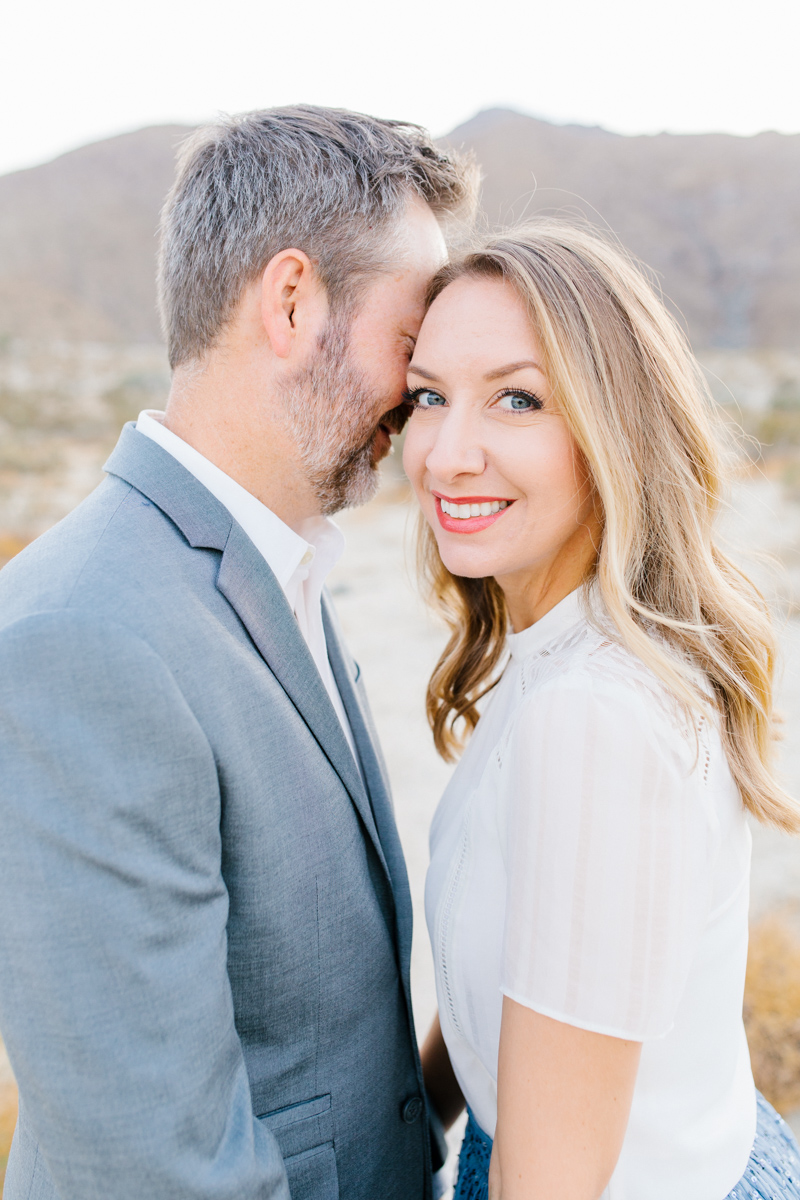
left=2, top=344, right=800, bottom=1189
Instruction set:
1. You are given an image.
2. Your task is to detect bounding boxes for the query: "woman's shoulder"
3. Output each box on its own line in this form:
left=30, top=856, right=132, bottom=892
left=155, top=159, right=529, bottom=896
left=514, top=613, right=702, bottom=758
left=520, top=612, right=674, bottom=701
left=496, top=617, right=728, bottom=839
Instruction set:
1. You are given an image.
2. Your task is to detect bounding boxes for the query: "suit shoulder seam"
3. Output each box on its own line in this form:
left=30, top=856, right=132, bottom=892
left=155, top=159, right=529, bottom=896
left=62, top=480, right=136, bottom=609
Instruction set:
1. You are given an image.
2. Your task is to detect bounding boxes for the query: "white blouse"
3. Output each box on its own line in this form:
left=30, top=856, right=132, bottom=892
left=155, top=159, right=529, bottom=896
left=426, top=588, right=756, bottom=1200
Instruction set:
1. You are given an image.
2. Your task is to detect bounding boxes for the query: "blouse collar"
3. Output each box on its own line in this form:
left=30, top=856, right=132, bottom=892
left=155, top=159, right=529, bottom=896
left=506, top=586, right=587, bottom=661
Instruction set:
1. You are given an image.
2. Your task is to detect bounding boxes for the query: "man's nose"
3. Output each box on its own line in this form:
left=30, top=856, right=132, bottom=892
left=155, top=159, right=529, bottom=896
left=425, top=409, right=487, bottom=483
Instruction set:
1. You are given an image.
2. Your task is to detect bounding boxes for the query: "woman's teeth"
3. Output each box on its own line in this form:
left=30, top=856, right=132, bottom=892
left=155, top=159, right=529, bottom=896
left=439, top=499, right=509, bottom=519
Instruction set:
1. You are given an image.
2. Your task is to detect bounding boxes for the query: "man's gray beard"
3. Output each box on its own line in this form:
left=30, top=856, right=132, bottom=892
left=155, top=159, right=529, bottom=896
left=279, top=318, right=391, bottom=516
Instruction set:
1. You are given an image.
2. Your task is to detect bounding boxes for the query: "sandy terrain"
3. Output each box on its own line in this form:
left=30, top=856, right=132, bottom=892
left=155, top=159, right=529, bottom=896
left=2, top=460, right=800, bottom=1189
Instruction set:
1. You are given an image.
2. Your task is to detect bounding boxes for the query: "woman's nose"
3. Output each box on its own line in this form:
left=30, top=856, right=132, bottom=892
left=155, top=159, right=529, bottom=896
left=425, top=410, right=487, bottom=484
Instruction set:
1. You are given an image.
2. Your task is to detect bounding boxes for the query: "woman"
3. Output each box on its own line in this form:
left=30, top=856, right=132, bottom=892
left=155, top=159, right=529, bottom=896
left=403, top=223, right=800, bottom=1199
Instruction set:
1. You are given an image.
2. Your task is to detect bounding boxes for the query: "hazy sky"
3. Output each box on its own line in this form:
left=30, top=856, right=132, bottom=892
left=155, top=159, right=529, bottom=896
left=2, top=0, right=799, bottom=177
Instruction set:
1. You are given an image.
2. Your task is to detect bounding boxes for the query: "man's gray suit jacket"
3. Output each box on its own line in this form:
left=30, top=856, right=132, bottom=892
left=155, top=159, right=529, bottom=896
left=0, top=424, right=438, bottom=1199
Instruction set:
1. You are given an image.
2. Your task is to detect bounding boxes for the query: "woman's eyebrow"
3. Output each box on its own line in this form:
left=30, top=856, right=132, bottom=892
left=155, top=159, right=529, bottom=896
left=483, top=360, right=542, bottom=381
left=408, top=360, right=543, bottom=383
left=407, top=364, right=440, bottom=381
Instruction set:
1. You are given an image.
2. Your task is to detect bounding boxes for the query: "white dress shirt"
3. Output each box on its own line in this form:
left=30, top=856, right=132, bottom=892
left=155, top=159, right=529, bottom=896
left=425, top=587, right=756, bottom=1200
left=136, top=410, right=359, bottom=765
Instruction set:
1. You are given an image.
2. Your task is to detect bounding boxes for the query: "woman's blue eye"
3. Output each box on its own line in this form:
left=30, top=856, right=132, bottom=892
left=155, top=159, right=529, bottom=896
left=496, top=390, right=541, bottom=412
left=409, top=389, right=447, bottom=408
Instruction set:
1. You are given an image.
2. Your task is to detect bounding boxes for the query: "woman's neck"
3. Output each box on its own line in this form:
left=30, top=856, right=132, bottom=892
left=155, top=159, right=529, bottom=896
left=497, top=522, right=599, bottom=632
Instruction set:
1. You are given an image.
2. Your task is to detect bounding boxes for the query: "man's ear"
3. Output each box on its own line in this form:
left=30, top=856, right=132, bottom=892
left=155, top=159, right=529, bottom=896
left=260, top=249, right=328, bottom=360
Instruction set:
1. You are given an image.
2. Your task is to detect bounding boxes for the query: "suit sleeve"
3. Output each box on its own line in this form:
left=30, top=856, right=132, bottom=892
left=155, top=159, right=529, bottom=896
left=0, top=610, right=290, bottom=1199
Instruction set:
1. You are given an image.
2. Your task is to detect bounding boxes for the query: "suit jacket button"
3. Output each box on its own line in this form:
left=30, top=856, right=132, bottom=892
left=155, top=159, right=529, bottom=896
left=402, top=1095, right=423, bottom=1124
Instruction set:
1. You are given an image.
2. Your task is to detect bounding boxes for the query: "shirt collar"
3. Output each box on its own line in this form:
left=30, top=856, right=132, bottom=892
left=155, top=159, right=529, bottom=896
left=136, top=411, right=342, bottom=593
left=283, top=516, right=346, bottom=613
left=506, top=586, right=587, bottom=661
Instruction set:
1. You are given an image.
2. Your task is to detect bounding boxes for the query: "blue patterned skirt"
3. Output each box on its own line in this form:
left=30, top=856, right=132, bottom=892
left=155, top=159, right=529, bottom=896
left=453, top=1092, right=800, bottom=1200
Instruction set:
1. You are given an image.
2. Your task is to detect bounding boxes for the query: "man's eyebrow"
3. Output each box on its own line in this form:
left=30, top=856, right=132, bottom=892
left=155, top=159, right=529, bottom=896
left=407, top=364, right=440, bottom=381
left=483, top=360, right=542, bottom=381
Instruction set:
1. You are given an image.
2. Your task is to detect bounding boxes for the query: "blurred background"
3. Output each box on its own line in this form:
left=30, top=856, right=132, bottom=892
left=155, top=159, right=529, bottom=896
left=2, top=0, right=800, bottom=1190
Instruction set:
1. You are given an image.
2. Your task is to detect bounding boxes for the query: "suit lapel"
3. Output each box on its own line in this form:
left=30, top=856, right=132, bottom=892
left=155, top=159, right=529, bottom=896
left=104, top=425, right=388, bottom=880
left=215, top=523, right=386, bottom=868
left=323, top=595, right=413, bottom=967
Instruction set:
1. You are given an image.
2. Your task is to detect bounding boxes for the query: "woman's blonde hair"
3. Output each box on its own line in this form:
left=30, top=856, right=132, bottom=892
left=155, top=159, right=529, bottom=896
left=420, top=220, right=800, bottom=832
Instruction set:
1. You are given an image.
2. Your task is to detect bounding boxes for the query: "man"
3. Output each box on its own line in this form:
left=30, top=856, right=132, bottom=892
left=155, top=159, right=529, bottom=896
left=0, top=106, right=475, bottom=1199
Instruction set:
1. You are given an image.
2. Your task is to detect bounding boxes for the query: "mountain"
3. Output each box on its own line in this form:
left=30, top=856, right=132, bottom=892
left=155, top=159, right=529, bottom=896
left=0, top=110, right=799, bottom=349
left=0, top=125, right=193, bottom=342
left=444, top=109, right=800, bottom=350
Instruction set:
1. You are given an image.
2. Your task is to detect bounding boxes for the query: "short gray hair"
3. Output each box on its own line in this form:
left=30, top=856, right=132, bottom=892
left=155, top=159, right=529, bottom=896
left=157, top=105, right=478, bottom=368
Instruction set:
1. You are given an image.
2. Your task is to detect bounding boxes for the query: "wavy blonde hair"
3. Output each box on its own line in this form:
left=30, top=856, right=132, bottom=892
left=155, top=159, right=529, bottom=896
left=419, top=221, right=800, bottom=833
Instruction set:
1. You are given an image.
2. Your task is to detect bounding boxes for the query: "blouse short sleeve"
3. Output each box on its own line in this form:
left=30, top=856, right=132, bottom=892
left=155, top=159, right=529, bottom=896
left=500, top=664, right=719, bottom=1041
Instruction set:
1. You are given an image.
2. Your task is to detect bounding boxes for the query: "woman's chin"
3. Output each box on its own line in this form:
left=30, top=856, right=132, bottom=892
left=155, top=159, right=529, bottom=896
left=436, top=543, right=500, bottom=581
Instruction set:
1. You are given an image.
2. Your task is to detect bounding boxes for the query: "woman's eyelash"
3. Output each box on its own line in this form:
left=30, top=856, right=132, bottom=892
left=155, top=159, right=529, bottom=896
left=402, top=386, right=448, bottom=409
left=401, top=386, right=543, bottom=409
left=496, top=388, right=543, bottom=410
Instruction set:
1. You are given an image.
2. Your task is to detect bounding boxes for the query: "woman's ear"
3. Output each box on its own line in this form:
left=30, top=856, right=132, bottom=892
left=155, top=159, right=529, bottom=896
left=260, top=249, right=328, bottom=360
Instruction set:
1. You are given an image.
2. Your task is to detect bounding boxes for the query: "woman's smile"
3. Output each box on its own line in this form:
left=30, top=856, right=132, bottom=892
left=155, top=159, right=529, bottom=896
left=433, top=492, right=514, bottom=533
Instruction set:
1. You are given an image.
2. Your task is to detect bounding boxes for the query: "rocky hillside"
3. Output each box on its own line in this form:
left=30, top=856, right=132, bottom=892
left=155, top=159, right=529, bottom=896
left=0, top=125, right=192, bottom=342
left=444, top=109, right=800, bottom=351
left=0, top=111, right=799, bottom=349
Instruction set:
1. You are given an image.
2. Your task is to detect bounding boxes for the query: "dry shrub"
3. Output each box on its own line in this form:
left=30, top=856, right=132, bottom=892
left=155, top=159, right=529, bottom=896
left=0, top=533, right=29, bottom=567
left=0, top=1078, right=18, bottom=1192
left=744, top=914, right=800, bottom=1114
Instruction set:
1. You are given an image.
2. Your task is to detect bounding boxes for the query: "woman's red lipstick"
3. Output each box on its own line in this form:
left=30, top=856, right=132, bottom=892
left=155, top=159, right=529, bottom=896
left=432, top=493, right=515, bottom=534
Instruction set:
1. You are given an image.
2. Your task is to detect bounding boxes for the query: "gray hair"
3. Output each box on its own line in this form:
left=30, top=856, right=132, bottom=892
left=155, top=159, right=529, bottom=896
left=157, top=104, right=478, bottom=368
